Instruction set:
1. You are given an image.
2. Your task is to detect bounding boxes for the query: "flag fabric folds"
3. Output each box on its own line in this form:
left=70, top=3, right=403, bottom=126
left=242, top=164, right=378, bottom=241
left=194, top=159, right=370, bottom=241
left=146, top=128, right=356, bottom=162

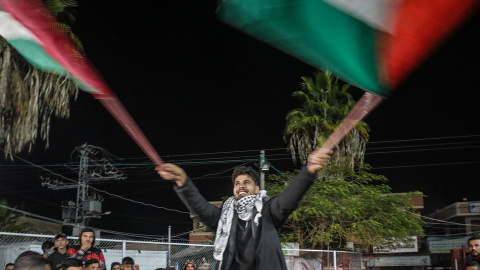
left=218, top=0, right=479, bottom=151
left=0, top=0, right=163, bottom=166
left=218, top=0, right=479, bottom=97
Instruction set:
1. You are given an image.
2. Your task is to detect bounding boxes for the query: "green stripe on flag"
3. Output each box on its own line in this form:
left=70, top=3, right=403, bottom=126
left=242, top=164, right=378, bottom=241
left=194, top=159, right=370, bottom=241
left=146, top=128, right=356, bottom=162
left=8, top=39, right=66, bottom=75
left=218, top=0, right=388, bottom=97
left=8, top=39, right=96, bottom=93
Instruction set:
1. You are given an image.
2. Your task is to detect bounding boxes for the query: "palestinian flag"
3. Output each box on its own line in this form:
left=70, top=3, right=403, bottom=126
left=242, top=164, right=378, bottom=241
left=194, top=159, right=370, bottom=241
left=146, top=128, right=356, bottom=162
left=0, top=0, right=111, bottom=97
left=0, top=0, right=163, bottom=166
left=218, top=0, right=480, bottom=97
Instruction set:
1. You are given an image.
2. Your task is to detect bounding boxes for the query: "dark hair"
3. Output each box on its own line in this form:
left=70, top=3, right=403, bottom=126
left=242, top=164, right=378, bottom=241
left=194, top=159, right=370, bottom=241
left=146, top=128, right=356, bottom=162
left=5, top=264, right=15, bottom=268
left=121, top=257, right=134, bottom=266
left=78, top=228, right=95, bottom=246
left=84, top=260, right=99, bottom=268
left=231, top=166, right=259, bottom=186
left=16, top=251, right=41, bottom=260
left=41, top=241, right=54, bottom=251
left=110, top=262, right=120, bottom=270
left=60, top=259, right=82, bottom=270
left=14, top=252, right=49, bottom=270
left=467, top=261, right=480, bottom=268
left=183, top=262, right=195, bottom=270
left=469, top=236, right=480, bottom=243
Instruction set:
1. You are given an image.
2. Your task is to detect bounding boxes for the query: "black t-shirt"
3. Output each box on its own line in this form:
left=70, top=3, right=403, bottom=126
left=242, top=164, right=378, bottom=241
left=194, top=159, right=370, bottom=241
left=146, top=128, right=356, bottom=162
left=232, top=219, right=255, bottom=270
left=48, top=250, right=69, bottom=270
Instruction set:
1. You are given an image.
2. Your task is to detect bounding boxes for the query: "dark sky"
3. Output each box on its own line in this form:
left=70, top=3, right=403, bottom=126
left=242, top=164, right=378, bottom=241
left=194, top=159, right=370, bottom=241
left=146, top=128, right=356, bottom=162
left=0, top=1, right=479, bottom=239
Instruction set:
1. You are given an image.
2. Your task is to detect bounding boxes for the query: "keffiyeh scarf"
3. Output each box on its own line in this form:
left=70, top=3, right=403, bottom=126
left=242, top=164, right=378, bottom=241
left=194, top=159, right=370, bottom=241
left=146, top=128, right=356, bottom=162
left=213, top=190, right=267, bottom=261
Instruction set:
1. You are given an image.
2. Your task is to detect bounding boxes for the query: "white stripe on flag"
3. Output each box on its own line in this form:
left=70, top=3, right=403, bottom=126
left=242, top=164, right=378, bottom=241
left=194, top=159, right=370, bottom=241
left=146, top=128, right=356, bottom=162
left=0, top=11, right=41, bottom=43
left=322, top=0, right=403, bottom=33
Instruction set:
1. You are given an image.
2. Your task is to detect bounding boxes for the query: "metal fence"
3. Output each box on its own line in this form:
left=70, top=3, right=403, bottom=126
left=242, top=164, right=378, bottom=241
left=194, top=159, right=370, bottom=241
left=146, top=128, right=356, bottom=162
left=0, top=232, right=362, bottom=270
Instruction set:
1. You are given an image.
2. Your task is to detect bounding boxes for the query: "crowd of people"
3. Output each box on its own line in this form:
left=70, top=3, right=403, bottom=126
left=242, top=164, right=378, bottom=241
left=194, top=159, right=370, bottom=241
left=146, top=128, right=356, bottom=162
left=3, top=148, right=480, bottom=270
left=3, top=228, right=196, bottom=270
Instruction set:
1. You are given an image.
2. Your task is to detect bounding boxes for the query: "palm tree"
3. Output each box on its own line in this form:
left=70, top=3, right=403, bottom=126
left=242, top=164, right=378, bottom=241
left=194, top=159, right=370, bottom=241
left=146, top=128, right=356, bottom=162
left=0, top=0, right=81, bottom=158
left=284, top=70, right=370, bottom=169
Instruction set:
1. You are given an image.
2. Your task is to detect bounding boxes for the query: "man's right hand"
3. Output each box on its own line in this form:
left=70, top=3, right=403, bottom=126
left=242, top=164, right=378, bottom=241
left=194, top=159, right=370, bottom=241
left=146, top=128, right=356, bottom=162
left=80, top=243, right=91, bottom=252
left=156, top=163, right=187, bottom=186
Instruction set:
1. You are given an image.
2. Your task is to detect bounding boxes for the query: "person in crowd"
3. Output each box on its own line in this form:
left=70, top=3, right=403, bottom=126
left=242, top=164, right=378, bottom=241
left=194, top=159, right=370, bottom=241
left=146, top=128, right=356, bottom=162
left=120, top=257, right=135, bottom=270
left=4, top=264, right=14, bottom=270
left=183, top=262, right=195, bottom=270
left=48, top=233, right=70, bottom=270
left=85, top=260, right=100, bottom=270
left=467, top=236, right=480, bottom=263
left=14, top=251, right=51, bottom=270
left=466, top=261, right=480, bottom=270
left=110, top=262, right=120, bottom=270
left=157, top=148, right=331, bottom=270
left=59, top=259, right=82, bottom=270
left=66, top=229, right=105, bottom=269
left=41, top=241, right=55, bottom=259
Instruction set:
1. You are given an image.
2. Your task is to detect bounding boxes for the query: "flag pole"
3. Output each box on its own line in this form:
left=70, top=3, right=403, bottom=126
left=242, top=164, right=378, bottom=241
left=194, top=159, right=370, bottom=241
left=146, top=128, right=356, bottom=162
left=321, top=92, right=384, bottom=151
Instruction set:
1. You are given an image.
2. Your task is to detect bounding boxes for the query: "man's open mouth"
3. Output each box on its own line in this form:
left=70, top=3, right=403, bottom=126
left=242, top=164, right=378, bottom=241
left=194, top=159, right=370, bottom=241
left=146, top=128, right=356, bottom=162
left=238, top=189, right=247, bottom=196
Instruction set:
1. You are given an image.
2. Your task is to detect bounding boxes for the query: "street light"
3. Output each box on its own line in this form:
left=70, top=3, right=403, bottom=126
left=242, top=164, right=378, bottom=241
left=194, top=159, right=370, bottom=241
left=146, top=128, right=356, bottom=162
left=259, top=150, right=270, bottom=190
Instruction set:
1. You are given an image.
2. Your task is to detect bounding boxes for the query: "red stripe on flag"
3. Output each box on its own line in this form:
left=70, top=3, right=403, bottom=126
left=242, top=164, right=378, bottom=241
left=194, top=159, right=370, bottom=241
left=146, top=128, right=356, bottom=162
left=381, top=0, right=480, bottom=89
left=99, top=97, right=164, bottom=167
left=1, top=0, right=164, bottom=167
left=1, top=0, right=112, bottom=97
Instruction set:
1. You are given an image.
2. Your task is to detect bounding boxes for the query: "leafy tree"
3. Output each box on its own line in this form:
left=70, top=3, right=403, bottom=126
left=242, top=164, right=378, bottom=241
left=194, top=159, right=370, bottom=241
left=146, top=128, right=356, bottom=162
left=267, top=165, right=424, bottom=250
left=0, top=0, right=81, bottom=158
left=278, top=70, right=423, bottom=250
left=284, top=70, right=370, bottom=169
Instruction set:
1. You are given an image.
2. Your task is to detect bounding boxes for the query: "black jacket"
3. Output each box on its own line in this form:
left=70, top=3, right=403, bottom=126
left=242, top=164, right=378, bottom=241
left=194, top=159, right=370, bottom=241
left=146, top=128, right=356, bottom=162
left=175, top=167, right=316, bottom=270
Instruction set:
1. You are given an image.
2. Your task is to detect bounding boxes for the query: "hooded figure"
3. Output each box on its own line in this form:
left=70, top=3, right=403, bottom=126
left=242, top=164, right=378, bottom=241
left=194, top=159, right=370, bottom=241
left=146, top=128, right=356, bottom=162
left=66, top=229, right=105, bottom=270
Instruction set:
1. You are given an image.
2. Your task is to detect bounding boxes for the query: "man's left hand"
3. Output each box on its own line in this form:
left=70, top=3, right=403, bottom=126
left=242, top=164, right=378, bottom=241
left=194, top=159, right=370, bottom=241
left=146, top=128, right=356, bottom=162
left=307, top=148, right=332, bottom=174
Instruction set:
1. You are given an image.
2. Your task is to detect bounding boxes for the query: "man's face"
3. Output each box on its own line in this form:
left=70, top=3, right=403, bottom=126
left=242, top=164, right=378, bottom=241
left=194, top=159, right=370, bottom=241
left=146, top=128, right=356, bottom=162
left=66, top=267, right=82, bottom=270
left=87, top=263, right=100, bottom=270
left=233, top=174, right=259, bottom=200
left=185, top=264, right=194, bottom=270
left=5, top=265, right=14, bottom=270
left=55, top=237, right=68, bottom=249
left=469, top=240, right=480, bottom=257
left=122, top=265, right=134, bottom=270
left=81, top=232, right=94, bottom=246
left=112, top=266, right=121, bottom=270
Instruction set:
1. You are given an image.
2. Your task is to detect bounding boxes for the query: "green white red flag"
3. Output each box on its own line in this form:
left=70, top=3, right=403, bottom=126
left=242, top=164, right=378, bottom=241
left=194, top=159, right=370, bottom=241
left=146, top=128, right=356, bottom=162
left=0, top=0, right=163, bottom=166
left=218, top=0, right=479, bottom=150
left=218, top=0, right=480, bottom=97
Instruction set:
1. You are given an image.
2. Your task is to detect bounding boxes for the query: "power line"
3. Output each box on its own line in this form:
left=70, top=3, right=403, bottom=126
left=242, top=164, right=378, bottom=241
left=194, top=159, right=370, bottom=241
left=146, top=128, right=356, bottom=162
left=0, top=147, right=190, bottom=215
left=366, top=140, right=480, bottom=151
left=367, top=134, right=480, bottom=144
left=0, top=204, right=192, bottom=241
left=366, top=144, right=480, bottom=155
left=371, top=160, right=480, bottom=170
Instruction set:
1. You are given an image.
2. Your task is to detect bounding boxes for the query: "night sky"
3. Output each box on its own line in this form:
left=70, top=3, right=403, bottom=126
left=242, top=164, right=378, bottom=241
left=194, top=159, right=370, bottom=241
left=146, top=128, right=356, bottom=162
left=0, top=1, right=479, bottom=239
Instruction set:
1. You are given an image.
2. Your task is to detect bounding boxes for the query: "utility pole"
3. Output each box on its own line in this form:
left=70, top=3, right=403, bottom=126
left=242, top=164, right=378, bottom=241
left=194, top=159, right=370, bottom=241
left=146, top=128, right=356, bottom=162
left=76, top=146, right=89, bottom=226
left=42, top=144, right=125, bottom=230
left=259, top=150, right=270, bottom=190
left=168, top=225, right=172, bottom=267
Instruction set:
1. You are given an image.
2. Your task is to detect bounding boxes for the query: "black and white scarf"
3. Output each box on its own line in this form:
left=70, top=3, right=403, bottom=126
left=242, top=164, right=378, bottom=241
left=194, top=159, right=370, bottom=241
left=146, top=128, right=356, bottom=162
left=213, top=190, right=267, bottom=261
